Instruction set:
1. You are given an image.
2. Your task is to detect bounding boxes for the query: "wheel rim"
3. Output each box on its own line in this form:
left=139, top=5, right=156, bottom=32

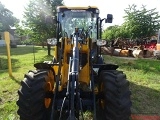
left=45, top=82, right=52, bottom=108
left=44, top=70, right=55, bottom=108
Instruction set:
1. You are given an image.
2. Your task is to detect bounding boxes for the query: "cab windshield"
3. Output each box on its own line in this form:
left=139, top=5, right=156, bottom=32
left=58, top=10, right=98, bottom=39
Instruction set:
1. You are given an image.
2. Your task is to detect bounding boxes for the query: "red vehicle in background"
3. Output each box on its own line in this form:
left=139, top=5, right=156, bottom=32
left=144, top=40, right=157, bottom=50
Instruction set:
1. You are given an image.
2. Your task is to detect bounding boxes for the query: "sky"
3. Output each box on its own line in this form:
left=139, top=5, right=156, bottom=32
left=1, top=0, right=160, bottom=27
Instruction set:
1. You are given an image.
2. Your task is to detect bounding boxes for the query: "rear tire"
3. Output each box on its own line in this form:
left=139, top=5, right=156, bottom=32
left=99, top=70, right=132, bottom=120
left=17, top=69, right=55, bottom=120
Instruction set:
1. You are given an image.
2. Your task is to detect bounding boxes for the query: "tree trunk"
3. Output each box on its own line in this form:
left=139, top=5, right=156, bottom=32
left=42, top=42, right=45, bottom=48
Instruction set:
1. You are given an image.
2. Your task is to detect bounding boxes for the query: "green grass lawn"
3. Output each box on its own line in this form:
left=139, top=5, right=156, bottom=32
left=0, top=46, right=53, bottom=120
left=0, top=46, right=160, bottom=120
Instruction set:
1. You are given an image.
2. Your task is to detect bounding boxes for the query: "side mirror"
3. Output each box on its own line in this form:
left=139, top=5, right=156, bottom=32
left=105, top=14, right=113, bottom=23
left=47, top=38, right=57, bottom=46
left=96, top=39, right=106, bottom=46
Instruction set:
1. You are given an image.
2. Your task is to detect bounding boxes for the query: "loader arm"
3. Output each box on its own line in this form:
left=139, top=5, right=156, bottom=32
left=67, top=30, right=80, bottom=119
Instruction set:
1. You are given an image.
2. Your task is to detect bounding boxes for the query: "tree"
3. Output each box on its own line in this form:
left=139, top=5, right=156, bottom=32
left=22, top=0, right=63, bottom=46
left=102, top=25, right=130, bottom=40
left=102, top=25, right=119, bottom=40
left=103, top=4, right=160, bottom=40
left=123, top=4, right=160, bottom=39
left=0, top=2, right=18, bottom=32
left=15, top=23, right=33, bottom=44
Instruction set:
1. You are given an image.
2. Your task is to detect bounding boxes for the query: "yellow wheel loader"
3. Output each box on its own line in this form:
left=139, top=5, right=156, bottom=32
left=17, top=6, right=132, bottom=120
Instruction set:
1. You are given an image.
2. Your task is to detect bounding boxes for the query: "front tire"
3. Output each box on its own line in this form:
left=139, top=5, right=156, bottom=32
left=17, top=69, right=55, bottom=120
left=99, top=70, right=132, bottom=120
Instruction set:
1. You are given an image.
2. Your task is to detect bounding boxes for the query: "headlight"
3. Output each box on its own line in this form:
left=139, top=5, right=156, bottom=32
left=96, top=39, right=106, bottom=46
left=47, top=38, right=57, bottom=46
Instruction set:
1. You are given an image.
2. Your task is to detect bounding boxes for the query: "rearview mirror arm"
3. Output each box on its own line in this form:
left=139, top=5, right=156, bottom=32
left=100, top=18, right=105, bottom=39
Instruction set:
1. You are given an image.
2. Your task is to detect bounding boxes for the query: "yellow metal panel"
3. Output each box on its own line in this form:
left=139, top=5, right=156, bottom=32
left=79, top=62, right=90, bottom=85
left=61, top=63, right=69, bottom=87
left=61, top=38, right=71, bottom=87
left=57, top=38, right=91, bottom=87
left=53, top=46, right=58, bottom=61
left=53, top=65, right=59, bottom=75
left=80, top=44, right=88, bottom=52
left=79, top=39, right=90, bottom=85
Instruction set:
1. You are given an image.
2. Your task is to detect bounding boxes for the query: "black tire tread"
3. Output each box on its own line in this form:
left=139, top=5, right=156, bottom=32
left=99, top=70, right=132, bottom=120
left=17, top=69, right=52, bottom=120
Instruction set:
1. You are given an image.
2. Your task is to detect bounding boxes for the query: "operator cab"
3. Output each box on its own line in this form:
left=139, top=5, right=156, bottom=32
left=57, top=6, right=99, bottom=41
left=46, top=6, right=113, bottom=64
left=56, top=6, right=113, bottom=41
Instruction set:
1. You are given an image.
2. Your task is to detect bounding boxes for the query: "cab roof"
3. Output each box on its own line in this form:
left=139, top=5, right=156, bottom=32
left=57, top=6, right=98, bottom=9
left=57, top=6, right=99, bottom=13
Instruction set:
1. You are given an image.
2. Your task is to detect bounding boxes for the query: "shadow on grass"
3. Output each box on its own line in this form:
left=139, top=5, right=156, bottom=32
left=40, top=55, right=54, bottom=62
left=0, top=57, right=19, bottom=72
left=130, top=82, right=160, bottom=115
left=0, top=46, right=45, bottom=56
left=10, top=76, right=21, bottom=85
